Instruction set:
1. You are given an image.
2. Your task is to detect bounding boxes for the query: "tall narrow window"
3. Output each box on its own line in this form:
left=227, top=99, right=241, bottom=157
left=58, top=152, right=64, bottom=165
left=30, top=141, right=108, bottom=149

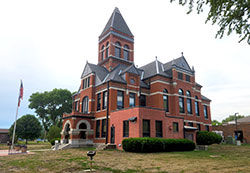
left=124, top=45, right=129, bottom=60
left=163, top=89, right=169, bottom=112
left=186, top=91, right=192, bottom=114
left=178, top=72, right=183, bottom=80
left=186, top=75, right=191, bottom=82
left=195, top=96, right=200, bottom=116
left=123, top=120, right=129, bottom=137
left=139, top=95, right=146, bottom=106
left=102, top=91, right=107, bottom=109
left=96, top=120, right=100, bottom=138
left=82, top=96, right=88, bottom=113
left=106, top=42, right=109, bottom=58
left=197, top=124, right=201, bottom=131
left=97, top=93, right=101, bottom=111
left=101, top=119, right=106, bottom=137
left=179, top=89, right=184, bottom=113
left=204, top=105, right=208, bottom=119
left=74, top=101, right=78, bottom=111
left=129, top=93, right=135, bottom=107
left=143, top=119, right=150, bottom=137
left=155, top=120, right=163, bottom=137
left=173, top=122, right=179, bottom=132
left=205, top=125, right=209, bottom=131
left=115, top=42, right=121, bottom=58
left=117, top=90, right=124, bottom=109
left=101, top=45, right=105, bottom=61
left=87, top=77, right=90, bottom=87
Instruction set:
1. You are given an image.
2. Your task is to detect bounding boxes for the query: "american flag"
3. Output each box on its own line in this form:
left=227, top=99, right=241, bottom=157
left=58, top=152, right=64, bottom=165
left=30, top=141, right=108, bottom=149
left=18, top=80, right=23, bottom=107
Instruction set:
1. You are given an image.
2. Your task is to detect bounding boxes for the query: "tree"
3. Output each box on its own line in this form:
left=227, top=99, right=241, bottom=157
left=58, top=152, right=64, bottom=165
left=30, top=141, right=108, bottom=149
left=47, top=125, right=61, bottom=145
left=222, top=115, right=245, bottom=123
left=9, top=114, right=42, bottom=144
left=212, top=120, right=222, bottom=126
left=170, top=0, right=250, bottom=44
left=29, top=88, right=72, bottom=136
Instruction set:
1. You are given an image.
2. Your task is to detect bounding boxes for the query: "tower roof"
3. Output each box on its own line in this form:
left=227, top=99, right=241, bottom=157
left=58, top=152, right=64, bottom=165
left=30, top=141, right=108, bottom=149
left=100, top=7, right=133, bottom=37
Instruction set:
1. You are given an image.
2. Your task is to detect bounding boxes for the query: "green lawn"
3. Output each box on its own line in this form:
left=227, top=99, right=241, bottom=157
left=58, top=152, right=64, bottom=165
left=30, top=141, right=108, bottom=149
left=0, top=144, right=250, bottom=172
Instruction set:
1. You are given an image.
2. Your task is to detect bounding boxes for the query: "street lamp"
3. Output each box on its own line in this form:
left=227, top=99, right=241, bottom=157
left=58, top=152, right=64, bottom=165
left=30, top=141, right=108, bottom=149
left=234, top=112, right=239, bottom=141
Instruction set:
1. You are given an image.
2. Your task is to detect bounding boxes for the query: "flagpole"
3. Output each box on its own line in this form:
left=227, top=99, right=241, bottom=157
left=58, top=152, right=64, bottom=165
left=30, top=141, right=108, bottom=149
left=11, top=80, right=23, bottom=152
left=11, top=104, right=19, bottom=151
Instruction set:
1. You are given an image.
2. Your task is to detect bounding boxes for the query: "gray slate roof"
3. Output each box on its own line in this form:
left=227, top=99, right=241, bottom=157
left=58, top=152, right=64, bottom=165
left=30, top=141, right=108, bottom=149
left=140, top=56, right=194, bottom=80
left=81, top=63, right=149, bottom=88
left=100, top=7, right=133, bottom=37
left=201, top=95, right=211, bottom=101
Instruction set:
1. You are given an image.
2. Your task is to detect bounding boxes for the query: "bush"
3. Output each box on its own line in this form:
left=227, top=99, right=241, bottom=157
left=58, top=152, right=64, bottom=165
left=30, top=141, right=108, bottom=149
left=196, top=131, right=222, bottom=145
left=50, top=138, right=61, bottom=145
left=122, top=137, right=195, bottom=152
left=47, top=126, right=61, bottom=145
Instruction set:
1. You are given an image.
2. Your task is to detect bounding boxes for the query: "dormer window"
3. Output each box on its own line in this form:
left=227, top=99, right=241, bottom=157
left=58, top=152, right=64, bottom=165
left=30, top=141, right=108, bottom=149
left=115, top=42, right=121, bottom=58
left=124, top=45, right=129, bottom=61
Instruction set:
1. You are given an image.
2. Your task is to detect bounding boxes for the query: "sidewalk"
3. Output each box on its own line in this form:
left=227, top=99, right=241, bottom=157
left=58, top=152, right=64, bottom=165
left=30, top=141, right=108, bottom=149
left=0, top=150, right=32, bottom=157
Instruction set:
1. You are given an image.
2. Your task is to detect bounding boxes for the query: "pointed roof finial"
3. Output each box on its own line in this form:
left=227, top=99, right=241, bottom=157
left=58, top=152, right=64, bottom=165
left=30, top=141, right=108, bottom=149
left=181, top=52, right=184, bottom=57
left=192, top=66, right=195, bottom=72
left=86, top=60, right=88, bottom=64
left=114, top=7, right=121, bottom=14
left=155, top=56, right=157, bottom=60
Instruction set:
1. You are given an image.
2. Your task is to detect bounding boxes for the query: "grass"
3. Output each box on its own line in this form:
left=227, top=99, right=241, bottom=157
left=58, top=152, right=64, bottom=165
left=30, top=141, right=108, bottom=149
left=0, top=144, right=250, bottom=172
left=0, top=141, right=51, bottom=150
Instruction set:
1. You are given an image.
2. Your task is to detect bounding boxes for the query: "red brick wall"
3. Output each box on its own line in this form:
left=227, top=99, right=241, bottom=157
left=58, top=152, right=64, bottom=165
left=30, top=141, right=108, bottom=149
left=213, top=123, right=250, bottom=143
left=110, top=107, right=184, bottom=149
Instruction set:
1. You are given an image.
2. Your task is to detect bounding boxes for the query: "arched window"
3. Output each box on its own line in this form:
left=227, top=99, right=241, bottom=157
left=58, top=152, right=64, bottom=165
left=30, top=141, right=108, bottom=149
left=124, top=45, right=129, bottom=60
left=179, top=89, right=184, bottom=113
left=106, top=42, right=109, bottom=58
left=79, top=123, right=87, bottom=139
left=195, top=96, right=200, bottom=116
left=82, top=96, right=88, bottom=113
left=101, top=45, right=105, bottom=61
left=163, top=89, right=169, bottom=112
left=115, top=42, right=121, bottom=58
left=79, top=123, right=87, bottom=129
left=186, top=90, right=192, bottom=114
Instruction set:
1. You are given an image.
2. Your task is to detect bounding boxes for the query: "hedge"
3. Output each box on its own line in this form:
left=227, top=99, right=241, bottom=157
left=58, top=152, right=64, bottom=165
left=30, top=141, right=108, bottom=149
left=122, top=137, right=195, bottom=152
left=196, top=131, right=222, bottom=145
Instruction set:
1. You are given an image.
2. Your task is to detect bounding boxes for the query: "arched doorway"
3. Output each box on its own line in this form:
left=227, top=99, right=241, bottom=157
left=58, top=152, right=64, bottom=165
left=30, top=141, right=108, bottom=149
left=65, top=123, right=70, bottom=144
left=79, top=122, right=87, bottom=139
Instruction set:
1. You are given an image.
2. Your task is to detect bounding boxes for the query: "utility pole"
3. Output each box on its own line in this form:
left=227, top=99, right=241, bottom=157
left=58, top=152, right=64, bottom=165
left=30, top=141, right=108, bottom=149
left=234, top=112, right=239, bottom=141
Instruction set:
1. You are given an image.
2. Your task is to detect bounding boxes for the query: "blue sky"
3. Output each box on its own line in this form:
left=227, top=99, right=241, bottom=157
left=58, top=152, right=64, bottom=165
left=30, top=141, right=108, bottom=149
left=0, top=0, right=249, bottom=128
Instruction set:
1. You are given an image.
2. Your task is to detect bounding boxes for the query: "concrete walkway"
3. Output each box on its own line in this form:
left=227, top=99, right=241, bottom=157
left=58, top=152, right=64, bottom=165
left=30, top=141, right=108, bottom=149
left=0, top=149, right=52, bottom=157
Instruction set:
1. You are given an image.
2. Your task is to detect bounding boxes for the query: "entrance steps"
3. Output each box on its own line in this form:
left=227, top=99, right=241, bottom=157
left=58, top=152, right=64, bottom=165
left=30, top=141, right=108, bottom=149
left=96, top=144, right=116, bottom=150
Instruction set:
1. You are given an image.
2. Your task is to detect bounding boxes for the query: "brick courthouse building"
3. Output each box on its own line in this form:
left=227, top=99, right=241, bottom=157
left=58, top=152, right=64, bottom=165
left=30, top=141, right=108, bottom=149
left=61, top=8, right=212, bottom=148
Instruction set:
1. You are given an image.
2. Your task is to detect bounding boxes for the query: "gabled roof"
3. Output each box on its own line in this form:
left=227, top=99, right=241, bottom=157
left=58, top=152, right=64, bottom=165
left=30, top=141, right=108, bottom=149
left=164, top=56, right=193, bottom=73
left=81, top=62, right=109, bottom=86
left=121, top=64, right=140, bottom=75
left=139, top=59, right=171, bottom=80
left=100, top=7, right=133, bottom=37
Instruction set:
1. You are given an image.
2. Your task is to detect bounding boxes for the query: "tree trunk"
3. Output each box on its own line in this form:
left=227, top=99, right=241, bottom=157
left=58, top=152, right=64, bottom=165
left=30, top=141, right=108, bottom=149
left=26, top=139, right=28, bottom=144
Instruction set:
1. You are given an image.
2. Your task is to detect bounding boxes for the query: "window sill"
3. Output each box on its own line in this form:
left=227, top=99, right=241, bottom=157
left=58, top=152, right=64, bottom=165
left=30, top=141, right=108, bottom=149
left=187, top=114, right=193, bottom=116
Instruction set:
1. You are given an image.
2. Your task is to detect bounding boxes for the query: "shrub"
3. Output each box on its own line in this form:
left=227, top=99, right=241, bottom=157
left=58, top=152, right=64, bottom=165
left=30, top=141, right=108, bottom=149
left=47, top=125, right=61, bottom=145
left=196, top=131, right=222, bottom=145
left=122, top=137, right=195, bottom=152
left=50, top=138, right=61, bottom=145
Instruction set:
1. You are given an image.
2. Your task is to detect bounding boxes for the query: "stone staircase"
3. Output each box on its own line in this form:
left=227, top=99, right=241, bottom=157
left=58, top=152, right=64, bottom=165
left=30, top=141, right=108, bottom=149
left=96, top=144, right=116, bottom=150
